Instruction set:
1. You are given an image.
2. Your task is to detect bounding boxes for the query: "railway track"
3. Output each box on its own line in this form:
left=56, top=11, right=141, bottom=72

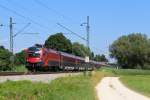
left=0, top=71, right=79, bottom=76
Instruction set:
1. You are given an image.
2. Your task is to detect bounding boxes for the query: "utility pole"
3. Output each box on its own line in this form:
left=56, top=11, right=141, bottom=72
left=9, top=17, right=15, bottom=53
left=9, top=17, right=37, bottom=70
left=80, top=16, right=90, bottom=74
left=86, top=16, right=90, bottom=49
left=80, top=16, right=90, bottom=49
left=0, top=23, right=3, bottom=44
left=10, top=17, right=15, bottom=65
left=82, top=16, right=90, bottom=64
left=9, top=17, right=37, bottom=53
left=57, top=16, right=90, bottom=62
left=85, top=16, right=90, bottom=74
left=9, top=17, right=15, bottom=69
left=57, top=16, right=91, bottom=75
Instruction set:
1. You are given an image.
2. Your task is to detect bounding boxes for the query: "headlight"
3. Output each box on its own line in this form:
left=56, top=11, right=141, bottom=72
left=35, top=51, right=40, bottom=53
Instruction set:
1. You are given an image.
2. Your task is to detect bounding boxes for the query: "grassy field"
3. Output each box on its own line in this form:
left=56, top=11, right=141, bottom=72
left=12, top=65, right=28, bottom=72
left=100, top=67, right=150, bottom=75
left=0, top=71, right=111, bottom=100
left=100, top=67, right=150, bottom=97
left=0, top=65, right=28, bottom=72
left=0, top=67, right=150, bottom=100
left=120, top=75, right=150, bottom=97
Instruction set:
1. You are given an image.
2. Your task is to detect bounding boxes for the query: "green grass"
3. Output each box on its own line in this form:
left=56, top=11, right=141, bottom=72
left=1, top=67, right=150, bottom=100
left=12, top=65, right=28, bottom=72
left=0, top=71, right=110, bottom=100
left=0, top=65, right=28, bottom=72
left=120, top=75, right=150, bottom=97
left=99, top=67, right=150, bottom=75
left=100, top=67, right=150, bottom=97
left=113, top=69, right=150, bottom=75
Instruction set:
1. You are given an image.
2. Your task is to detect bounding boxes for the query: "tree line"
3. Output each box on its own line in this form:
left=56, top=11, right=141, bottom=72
left=1, top=32, right=150, bottom=70
left=109, top=33, right=150, bottom=69
left=0, top=33, right=107, bottom=71
left=44, top=33, right=108, bottom=62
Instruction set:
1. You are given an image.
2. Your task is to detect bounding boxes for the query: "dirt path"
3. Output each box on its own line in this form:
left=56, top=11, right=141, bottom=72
left=96, top=77, right=150, bottom=100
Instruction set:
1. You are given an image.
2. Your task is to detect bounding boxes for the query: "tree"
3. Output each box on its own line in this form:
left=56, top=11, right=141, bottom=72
left=72, top=42, right=91, bottom=57
left=109, top=33, right=150, bottom=69
left=44, top=33, right=72, bottom=53
left=90, top=52, right=95, bottom=60
left=44, top=33, right=106, bottom=63
left=0, top=46, right=13, bottom=71
left=15, top=50, right=26, bottom=65
left=72, top=42, right=107, bottom=62
left=94, top=54, right=108, bottom=62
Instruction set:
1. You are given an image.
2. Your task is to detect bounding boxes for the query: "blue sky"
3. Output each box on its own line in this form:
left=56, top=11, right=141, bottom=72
left=0, top=0, right=150, bottom=60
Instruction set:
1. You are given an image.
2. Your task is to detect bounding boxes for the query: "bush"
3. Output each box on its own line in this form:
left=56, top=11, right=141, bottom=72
left=0, top=46, right=13, bottom=71
left=12, top=65, right=28, bottom=72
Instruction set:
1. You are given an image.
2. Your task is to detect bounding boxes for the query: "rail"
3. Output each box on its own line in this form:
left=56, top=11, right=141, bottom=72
left=0, top=71, right=79, bottom=76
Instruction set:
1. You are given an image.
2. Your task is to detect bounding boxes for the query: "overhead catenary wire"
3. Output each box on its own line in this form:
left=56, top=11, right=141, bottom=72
left=91, top=45, right=110, bottom=56
left=34, top=0, right=72, bottom=22
left=5, top=0, right=80, bottom=36
left=57, top=23, right=87, bottom=41
left=0, top=4, right=50, bottom=32
left=0, top=1, right=107, bottom=56
left=34, top=0, right=65, bottom=18
left=13, top=23, right=31, bottom=38
left=4, top=0, right=66, bottom=36
left=5, top=0, right=56, bottom=24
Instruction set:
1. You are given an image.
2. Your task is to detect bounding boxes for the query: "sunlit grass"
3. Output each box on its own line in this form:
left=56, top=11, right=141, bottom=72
left=100, top=67, right=150, bottom=97
left=120, top=75, right=150, bottom=97
left=12, top=65, right=28, bottom=72
left=0, top=71, right=109, bottom=100
left=1, top=67, right=150, bottom=100
left=99, top=67, right=150, bottom=75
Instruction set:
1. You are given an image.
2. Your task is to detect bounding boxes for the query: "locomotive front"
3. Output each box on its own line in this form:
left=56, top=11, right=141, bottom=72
left=26, top=45, right=43, bottom=71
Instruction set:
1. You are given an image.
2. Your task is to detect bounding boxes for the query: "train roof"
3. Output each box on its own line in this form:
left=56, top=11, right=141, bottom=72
left=47, top=48, right=59, bottom=54
left=90, top=60, right=106, bottom=65
left=60, top=51, right=85, bottom=60
left=44, top=47, right=106, bottom=64
left=28, top=46, right=41, bottom=51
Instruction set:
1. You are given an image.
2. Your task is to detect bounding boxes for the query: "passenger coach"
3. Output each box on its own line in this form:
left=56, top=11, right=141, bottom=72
left=25, top=44, right=102, bottom=71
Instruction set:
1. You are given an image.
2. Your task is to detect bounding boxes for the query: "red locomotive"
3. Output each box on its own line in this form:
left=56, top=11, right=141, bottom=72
left=25, top=44, right=102, bottom=71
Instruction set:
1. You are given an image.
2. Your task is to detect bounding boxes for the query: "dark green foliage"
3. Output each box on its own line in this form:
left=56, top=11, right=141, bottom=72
left=0, top=46, right=13, bottom=71
left=72, top=42, right=91, bottom=57
left=44, top=33, right=107, bottom=62
left=90, top=52, right=95, bottom=60
left=109, top=33, right=150, bottom=69
left=94, top=54, right=108, bottom=62
left=72, top=42, right=108, bottom=62
left=44, top=33, right=72, bottom=53
left=12, top=65, right=28, bottom=72
left=15, top=50, right=26, bottom=65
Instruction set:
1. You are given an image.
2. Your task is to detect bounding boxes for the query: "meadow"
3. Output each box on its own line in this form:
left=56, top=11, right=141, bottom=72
left=120, top=75, right=150, bottom=97
left=101, top=67, right=150, bottom=97
left=0, top=67, right=150, bottom=100
left=0, top=71, right=111, bottom=100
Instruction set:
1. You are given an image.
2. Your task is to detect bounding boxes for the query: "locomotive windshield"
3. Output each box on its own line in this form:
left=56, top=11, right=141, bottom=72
left=28, top=53, right=40, bottom=57
left=28, top=46, right=41, bottom=57
left=28, top=47, right=40, bottom=51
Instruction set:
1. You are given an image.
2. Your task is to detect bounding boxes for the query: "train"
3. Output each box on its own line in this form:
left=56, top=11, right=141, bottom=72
left=25, top=44, right=105, bottom=71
